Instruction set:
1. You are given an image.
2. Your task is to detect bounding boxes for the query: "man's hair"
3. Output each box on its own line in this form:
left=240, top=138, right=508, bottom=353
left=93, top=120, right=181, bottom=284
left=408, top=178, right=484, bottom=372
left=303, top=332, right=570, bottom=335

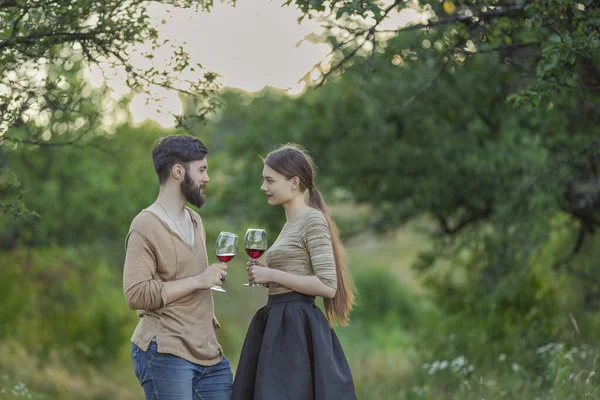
left=152, top=135, right=208, bottom=184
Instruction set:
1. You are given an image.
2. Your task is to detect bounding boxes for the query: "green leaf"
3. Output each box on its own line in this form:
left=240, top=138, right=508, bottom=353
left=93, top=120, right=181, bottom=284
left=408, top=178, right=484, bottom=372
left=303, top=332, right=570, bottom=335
left=548, top=34, right=562, bottom=44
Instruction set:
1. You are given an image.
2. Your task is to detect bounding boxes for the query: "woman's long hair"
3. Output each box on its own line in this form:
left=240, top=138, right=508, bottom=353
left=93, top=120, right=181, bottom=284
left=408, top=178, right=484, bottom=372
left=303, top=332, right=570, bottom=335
left=264, top=144, right=356, bottom=326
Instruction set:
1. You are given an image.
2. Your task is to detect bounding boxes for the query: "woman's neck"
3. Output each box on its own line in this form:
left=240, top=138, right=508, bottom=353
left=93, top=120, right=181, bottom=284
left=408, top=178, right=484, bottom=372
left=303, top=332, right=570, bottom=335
left=283, top=194, right=311, bottom=222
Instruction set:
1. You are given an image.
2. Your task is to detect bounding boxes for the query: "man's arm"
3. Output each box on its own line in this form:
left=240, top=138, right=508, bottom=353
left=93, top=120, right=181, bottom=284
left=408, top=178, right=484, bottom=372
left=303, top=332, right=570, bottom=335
left=162, top=264, right=227, bottom=304
left=123, top=230, right=227, bottom=310
left=123, top=230, right=165, bottom=310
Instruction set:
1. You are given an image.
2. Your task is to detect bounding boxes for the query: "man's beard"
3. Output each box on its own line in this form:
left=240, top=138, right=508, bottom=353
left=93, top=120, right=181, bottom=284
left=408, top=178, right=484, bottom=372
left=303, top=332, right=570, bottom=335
left=181, top=171, right=206, bottom=208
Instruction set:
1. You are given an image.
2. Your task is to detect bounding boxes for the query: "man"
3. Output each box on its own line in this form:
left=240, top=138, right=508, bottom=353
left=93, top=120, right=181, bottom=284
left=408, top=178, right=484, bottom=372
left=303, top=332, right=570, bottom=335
left=123, top=135, right=232, bottom=399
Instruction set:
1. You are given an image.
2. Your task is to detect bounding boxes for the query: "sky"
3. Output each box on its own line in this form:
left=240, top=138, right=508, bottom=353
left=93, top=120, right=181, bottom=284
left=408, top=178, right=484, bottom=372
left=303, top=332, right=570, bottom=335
left=87, top=0, right=419, bottom=128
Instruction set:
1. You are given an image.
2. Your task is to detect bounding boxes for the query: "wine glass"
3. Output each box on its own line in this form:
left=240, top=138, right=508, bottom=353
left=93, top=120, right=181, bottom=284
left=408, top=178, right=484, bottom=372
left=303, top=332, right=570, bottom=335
left=244, top=228, right=267, bottom=287
left=213, top=231, right=238, bottom=293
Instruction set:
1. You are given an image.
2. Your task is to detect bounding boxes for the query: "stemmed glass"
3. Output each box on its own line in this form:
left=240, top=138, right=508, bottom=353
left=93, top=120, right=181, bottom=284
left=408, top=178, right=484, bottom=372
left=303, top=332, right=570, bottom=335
left=213, top=231, right=238, bottom=293
left=244, top=228, right=267, bottom=287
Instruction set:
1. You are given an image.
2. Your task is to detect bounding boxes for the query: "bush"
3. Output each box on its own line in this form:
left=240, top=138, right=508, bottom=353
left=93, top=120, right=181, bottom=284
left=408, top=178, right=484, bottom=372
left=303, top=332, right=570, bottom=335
left=0, top=246, right=134, bottom=364
left=352, top=267, right=419, bottom=327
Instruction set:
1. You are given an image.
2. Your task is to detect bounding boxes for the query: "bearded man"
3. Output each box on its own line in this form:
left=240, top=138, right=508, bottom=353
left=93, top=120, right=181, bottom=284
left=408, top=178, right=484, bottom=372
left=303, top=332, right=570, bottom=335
left=123, top=135, right=232, bottom=399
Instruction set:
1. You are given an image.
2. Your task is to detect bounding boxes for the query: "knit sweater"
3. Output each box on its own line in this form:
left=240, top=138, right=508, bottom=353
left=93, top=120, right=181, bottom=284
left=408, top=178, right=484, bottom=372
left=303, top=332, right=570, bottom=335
left=266, top=208, right=338, bottom=296
left=123, top=207, right=222, bottom=366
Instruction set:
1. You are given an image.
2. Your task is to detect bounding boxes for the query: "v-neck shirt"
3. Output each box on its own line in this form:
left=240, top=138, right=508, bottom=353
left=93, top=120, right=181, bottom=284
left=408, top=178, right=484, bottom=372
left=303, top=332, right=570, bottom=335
left=146, top=205, right=195, bottom=250
left=123, top=207, right=222, bottom=366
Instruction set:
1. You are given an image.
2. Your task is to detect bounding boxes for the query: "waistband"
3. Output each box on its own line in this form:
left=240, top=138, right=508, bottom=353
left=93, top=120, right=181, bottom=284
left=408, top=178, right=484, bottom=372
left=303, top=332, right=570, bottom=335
left=267, top=292, right=315, bottom=306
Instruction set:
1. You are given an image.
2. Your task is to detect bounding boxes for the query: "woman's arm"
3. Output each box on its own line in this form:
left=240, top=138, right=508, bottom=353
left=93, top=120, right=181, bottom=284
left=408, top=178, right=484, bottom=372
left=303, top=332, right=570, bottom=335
left=248, top=264, right=336, bottom=298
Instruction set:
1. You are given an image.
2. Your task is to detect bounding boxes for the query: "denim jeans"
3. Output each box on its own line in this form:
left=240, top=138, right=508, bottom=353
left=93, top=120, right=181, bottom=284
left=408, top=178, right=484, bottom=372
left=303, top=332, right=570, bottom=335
left=132, top=339, right=233, bottom=400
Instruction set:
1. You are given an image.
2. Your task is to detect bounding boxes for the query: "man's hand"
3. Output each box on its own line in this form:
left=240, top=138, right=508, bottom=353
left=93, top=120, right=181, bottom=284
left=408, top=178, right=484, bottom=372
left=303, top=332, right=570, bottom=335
left=196, top=263, right=228, bottom=290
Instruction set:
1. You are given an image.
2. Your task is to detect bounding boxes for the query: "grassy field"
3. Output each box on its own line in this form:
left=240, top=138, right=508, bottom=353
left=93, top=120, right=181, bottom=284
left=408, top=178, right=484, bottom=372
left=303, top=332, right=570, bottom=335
left=0, top=211, right=426, bottom=399
left=3, top=209, right=597, bottom=399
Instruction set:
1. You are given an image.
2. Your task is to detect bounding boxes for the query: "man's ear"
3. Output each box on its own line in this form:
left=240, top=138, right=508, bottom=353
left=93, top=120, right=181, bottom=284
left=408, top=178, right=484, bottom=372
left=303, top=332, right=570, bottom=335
left=171, top=164, right=184, bottom=181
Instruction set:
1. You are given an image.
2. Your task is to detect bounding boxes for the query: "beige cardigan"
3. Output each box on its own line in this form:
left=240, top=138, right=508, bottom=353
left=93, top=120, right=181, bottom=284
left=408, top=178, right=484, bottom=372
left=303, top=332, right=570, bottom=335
left=123, top=207, right=222, bottom=366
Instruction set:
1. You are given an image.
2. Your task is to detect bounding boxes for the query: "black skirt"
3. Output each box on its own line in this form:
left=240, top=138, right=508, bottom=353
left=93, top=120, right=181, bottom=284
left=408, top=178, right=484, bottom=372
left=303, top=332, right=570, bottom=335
left=232, top=292, right=358, bottom=400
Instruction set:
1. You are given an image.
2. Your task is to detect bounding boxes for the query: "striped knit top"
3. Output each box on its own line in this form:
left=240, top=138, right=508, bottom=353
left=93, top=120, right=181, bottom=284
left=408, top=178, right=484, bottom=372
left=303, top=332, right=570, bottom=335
left=266, top=208, right=338, bottom=295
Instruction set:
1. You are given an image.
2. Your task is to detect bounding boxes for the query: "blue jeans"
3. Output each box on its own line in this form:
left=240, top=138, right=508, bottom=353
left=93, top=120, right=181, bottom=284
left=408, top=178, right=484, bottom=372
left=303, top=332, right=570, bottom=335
left=132, top=339, right=233, bottom=400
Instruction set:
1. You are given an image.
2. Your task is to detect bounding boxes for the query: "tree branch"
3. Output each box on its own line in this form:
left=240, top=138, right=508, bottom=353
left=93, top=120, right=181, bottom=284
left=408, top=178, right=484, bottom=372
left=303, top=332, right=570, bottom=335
left=376, top=4, right=527, bottom=34
left=1, top=108, right=110, bottom=153
left=316, top=0, right=403, bottom=86
left=564, top=265, right=600, bottom=285
left=396, top=59, right=445, bottom=108
left=7, top=6, right=29, bottom=41
left=0, top=0, right=17, bottom=8
left=435, top=206, right=492, bottom=235
left=0, top=31, right=102, bottom=50
left=553, top=225, right=587, bottom=270
left=456, top=41, right=541, bottom=55
left=390, top=23, right=482, bottom=110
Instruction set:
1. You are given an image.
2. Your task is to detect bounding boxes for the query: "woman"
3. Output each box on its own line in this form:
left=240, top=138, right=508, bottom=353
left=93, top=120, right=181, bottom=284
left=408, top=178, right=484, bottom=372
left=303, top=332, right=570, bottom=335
left=232, top=144, right=358, bottom=400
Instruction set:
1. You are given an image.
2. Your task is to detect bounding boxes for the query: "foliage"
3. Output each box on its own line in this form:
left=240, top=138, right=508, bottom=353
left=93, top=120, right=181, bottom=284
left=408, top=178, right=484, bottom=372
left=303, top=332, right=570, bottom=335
left=1, top=119, right=160, bottom=247
left=352, top=267, right=419, bottom=327
left=205, top=30, right=599, bottom=355
left=291, top=0, right=599, bottom=107
left=0, top=245, right=134, bottom=365
left=0, top=0, right=229, bottom=215
left=0, top=0, right=225, bottom=136
left=0, top=1, right=598, bottom=398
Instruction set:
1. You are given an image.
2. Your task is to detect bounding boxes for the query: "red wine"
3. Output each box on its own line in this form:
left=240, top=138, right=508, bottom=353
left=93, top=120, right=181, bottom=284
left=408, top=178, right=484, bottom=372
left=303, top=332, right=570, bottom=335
left=217, top=253, right=236, bottom=263
left=245, top=248, right=265, bottom=259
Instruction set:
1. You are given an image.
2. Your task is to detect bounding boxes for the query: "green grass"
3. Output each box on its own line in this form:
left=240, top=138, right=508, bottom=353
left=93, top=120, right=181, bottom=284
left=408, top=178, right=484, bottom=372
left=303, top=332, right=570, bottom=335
left=0, top=339, right=140, bottom=400
left=3, top=207, right=599, bottom=399
left=344, top=221, right=430, bottom=292
left=0, top=219, right=424, bottom=399
left=0, top=202, right=436, bottom=399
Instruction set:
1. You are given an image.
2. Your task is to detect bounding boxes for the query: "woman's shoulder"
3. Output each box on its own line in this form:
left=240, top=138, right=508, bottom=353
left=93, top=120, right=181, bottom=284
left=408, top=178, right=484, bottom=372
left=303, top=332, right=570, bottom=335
left=298, top=208, right=328, bottom=230
left=295, top=207, right=323, bottom=221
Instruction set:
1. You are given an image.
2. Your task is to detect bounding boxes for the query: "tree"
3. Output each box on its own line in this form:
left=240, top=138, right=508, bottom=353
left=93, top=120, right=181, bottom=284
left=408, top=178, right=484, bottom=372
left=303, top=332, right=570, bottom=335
left=207, top=17, right=599, bottom=345
left=282, top=0, right=600, bottom=315
left=0, top=0, right=227, bottom=215
left=292, top=0, right=599, bottom=107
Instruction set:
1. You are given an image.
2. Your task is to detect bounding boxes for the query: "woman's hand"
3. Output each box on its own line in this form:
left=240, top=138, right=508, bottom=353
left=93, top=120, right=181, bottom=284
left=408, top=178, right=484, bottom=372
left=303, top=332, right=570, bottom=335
left=247, top=260, right=274, bottom=285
